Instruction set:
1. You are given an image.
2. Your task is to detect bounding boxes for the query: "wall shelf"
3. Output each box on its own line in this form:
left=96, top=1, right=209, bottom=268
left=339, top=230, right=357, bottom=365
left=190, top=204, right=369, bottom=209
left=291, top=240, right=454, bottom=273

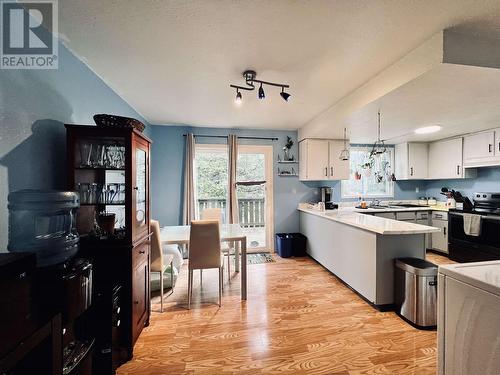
left=278, top=173, right=299, bottom=177
left=277, top=160, right=298, bottom=164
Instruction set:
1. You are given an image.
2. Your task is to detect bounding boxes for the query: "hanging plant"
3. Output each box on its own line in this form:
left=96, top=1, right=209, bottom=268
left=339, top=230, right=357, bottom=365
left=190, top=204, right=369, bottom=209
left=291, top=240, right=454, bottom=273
left=359, top=155, right=374, bottom=170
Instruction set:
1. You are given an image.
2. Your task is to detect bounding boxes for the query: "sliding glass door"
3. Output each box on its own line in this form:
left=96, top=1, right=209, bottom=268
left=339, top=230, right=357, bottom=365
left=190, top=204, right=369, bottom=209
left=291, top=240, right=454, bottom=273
left=194, top=143, right=274, bottom=252
left=236, top=145, right=273, bottom=252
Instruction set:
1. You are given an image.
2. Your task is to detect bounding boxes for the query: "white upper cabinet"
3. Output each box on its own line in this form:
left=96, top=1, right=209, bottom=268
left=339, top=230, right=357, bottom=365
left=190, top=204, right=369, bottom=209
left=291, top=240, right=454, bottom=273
left=299, top=139, right=349, bottom=181
left=328, top=140, right=350, bottom=180
left=299, top=139, right=329, bottom=180
left=428, top=138, right=463, bottom=179
left=395, top=142, right=428, bottom=180
left=463, top=130, right=497, bottom=166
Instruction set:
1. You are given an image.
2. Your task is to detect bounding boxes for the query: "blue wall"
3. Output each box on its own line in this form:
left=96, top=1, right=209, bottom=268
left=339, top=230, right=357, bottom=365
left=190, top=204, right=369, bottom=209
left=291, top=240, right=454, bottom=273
left=149, top=126, right=428, bottom=237
left=0, top=41, right=149, bottom=250
left=304, top=179, right=423, bottom=202
left=425, top=166, right=500, bottom=202
left=149, top=125, right=316, bottom=235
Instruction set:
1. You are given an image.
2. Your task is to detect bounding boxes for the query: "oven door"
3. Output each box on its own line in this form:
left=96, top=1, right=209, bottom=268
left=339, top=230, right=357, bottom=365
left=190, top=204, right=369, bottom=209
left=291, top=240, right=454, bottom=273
left=448, top=212, right=500, bottom=262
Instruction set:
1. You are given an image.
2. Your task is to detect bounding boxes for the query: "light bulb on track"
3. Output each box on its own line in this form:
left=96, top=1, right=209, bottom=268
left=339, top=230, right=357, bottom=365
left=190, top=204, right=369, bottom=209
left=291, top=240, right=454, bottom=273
left=280, top=87, right=291, bottom=102
left=235, top=89, right=242, bottom=105
left=258, top=83, right=265, bottom=99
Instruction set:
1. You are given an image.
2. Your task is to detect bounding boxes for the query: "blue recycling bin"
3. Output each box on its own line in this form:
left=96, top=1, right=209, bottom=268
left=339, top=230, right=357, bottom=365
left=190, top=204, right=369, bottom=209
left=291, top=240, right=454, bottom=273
left=275, top=233, right=307, bottom=258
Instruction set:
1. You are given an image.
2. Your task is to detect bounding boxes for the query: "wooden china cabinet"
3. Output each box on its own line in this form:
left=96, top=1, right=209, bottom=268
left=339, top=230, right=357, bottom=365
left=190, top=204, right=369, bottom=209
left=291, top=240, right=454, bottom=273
left=65, top=124, right=151, bottom=371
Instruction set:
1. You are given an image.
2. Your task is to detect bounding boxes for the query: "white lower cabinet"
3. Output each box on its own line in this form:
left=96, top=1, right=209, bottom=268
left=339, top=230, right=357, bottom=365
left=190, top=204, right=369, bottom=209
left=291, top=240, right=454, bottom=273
left=431, top=212, right=448, bottom=254
left=396, top=211, right=417, bottom=221
left=375, top=210, right=435, bottom=249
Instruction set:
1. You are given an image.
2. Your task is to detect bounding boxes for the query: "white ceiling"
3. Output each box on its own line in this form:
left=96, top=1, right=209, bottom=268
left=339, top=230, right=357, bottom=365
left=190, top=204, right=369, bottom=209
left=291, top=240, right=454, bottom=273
left=345, top=64, right=500, bottom=144
left=59, top=0, right=500, bottom=131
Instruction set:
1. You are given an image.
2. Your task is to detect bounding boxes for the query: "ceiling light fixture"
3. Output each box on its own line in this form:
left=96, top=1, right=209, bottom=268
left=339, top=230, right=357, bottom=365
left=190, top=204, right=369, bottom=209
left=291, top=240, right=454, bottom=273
left=280, top=87, right=291, bottom=102
left=235, top=89, right=242, bottom=105
left=414, top=125, right=442, bottom=134
left=230, top=70, right=290, bottom=103
left=339, top=128, right=350, bottom=161
left=370, top=111, right=387, bottom=157
left=258, top=83, right=265, bottom=99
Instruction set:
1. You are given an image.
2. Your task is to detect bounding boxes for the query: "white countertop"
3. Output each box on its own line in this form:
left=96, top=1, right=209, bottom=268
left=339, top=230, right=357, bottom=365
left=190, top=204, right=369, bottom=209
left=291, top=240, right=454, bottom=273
left=438, top=261, right=500, bottom=297
left=351, top=205, right=448, bottom=213
left=298, top=206, right=441, bottom=235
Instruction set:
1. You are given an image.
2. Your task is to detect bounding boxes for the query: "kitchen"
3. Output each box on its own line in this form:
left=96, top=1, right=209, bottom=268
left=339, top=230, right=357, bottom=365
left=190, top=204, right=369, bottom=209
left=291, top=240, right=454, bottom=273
left=2, top=2, right=500, bottom=374
left=296, top=29, right=500, bottom=375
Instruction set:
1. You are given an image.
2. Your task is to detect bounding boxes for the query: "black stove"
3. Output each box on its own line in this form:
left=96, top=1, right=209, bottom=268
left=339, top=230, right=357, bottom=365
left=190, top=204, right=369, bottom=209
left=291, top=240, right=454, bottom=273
left=470, top=192, right=500, bottom=214
left=448, top=192, right=500, bottom=262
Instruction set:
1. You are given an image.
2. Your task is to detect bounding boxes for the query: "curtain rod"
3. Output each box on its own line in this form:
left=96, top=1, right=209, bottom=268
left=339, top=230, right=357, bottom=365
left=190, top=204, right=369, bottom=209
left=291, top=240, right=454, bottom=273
left=182, top=134, right=278, bottom=141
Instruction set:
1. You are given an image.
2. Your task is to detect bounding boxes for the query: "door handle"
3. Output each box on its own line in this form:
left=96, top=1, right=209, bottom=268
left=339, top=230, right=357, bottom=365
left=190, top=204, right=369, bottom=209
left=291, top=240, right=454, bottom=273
left=410, top=167, right=414, bottom=176
left=498, top=142, right=500, bottom=152
left=489, top=144, right=493, bottom=153
left=457, top=165, right=460, bottom=175
left=324, top=167, right=328, bottom=177
left=443, top=227, right=447, bottom=235
left=330, top=166, right=334, bottom=176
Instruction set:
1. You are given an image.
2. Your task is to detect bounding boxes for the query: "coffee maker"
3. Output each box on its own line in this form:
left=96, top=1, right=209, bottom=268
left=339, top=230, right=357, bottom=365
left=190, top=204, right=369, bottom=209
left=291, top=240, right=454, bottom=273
left=319, top=187, right=337, bottom=210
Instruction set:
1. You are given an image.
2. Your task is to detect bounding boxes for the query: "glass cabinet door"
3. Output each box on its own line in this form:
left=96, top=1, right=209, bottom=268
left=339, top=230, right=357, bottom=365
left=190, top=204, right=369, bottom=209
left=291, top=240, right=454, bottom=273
left=72, top=136, right=127, bottom=237
left=133, top=139, right=149, bottom=239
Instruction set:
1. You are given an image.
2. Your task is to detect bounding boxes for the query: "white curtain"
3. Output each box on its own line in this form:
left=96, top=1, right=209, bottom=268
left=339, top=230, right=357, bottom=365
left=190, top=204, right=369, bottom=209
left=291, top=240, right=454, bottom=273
left=228, top=134, right=239, bottom=224
left=182, top=133, right=195, bottom=225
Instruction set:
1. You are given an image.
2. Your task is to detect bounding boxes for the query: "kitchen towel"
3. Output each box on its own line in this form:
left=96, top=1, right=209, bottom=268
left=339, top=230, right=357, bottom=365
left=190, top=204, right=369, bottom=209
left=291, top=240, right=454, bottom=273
left=463, top=213, right=482, bottom=236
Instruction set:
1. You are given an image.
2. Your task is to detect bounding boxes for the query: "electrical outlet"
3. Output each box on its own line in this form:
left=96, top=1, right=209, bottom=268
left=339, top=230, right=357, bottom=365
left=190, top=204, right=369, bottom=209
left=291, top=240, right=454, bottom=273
left=415, top=187, right=420, bottom=193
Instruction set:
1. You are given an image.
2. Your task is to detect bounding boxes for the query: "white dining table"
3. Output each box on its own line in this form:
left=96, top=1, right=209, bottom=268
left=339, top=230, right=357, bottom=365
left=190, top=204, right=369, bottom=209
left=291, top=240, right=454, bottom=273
left=160, top=224, right=248, bottom=300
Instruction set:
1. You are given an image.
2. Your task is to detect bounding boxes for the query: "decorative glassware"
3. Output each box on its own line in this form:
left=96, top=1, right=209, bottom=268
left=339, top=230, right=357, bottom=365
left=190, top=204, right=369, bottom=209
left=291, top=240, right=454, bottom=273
left=79, top=142, right=93, bottom=167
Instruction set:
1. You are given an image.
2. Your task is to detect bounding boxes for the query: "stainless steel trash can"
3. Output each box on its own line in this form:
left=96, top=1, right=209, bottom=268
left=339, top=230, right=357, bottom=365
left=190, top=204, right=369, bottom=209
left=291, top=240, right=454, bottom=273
left=394, top=258, right=438, bottom=328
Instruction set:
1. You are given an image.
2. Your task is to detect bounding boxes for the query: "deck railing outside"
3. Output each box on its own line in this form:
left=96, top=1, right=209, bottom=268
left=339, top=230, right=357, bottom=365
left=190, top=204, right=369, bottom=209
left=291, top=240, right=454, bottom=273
left=197, top=198, right=265, bottom=227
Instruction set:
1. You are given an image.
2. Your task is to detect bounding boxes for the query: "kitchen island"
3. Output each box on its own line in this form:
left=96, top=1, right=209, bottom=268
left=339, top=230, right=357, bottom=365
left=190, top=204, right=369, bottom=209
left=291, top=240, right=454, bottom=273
left=299, top=206, right=440, bottom=309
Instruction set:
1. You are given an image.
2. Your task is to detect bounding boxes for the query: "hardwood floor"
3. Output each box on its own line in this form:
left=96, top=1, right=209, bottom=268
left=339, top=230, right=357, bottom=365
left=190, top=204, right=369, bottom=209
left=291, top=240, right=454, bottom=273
left=117, top=252, right=454, bottom=374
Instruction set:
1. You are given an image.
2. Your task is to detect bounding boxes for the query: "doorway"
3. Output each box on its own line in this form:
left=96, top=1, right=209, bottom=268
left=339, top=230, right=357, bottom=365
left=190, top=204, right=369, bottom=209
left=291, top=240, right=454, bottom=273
left=194, top=143, right=274, bottom=252
left=237, top=145, right=274, bottom=253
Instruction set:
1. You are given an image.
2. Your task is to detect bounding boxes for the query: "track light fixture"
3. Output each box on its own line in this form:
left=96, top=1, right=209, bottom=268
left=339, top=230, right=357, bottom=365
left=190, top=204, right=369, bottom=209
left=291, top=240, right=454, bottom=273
left=235, top=89, right=242, bottom=105
left=230, top=70, right=291, bottom=103
left=280, top=87, right=291, bottom=102
left=258, top=83, right=265, bottom=99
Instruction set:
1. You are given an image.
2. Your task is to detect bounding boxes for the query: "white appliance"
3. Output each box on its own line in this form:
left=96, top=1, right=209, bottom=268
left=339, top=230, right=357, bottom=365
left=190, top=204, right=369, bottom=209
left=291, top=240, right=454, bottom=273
left=438, top=261, right=500, bottom=375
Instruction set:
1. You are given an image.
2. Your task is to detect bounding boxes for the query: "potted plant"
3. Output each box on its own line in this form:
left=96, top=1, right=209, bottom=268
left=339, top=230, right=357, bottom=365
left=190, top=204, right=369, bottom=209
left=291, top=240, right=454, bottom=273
left=283, top=136, right=294, bottom=161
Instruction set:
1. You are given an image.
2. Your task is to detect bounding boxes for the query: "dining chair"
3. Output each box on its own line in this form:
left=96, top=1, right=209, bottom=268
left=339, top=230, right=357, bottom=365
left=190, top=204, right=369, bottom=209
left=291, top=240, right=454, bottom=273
left=188, top=220, right=224, bottom=309
left=200, top=208, right=234, bottom=278
left=150, top=219, right=174, bottom=313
